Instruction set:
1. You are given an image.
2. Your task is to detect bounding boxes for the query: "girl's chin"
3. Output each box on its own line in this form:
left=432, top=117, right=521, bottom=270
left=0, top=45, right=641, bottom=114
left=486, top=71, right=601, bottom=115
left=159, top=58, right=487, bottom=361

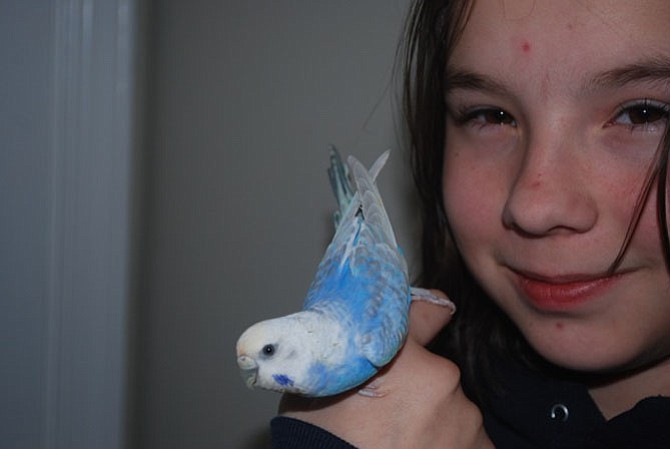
left=522, top=325, right=638, bottom=373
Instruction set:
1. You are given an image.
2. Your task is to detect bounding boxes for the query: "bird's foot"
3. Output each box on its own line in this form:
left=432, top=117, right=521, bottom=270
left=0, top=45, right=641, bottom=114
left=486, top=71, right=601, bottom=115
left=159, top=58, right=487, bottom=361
left=356, top=378, right=387, bottom=398
left=410, top=287, right=456, bottom=314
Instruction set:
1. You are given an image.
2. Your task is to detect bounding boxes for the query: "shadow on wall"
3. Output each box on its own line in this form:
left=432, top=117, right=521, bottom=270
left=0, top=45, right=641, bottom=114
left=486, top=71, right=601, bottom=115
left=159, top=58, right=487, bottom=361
left=243, top=428, right=271, bottom=449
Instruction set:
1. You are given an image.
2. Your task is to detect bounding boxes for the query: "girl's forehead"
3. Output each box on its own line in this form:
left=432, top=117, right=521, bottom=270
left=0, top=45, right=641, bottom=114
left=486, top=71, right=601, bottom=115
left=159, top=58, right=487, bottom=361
left=450, top=0, right=670, bottom=81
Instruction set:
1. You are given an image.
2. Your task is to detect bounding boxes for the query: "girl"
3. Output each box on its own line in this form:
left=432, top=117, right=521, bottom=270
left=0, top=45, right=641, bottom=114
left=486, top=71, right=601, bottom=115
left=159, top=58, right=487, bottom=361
left=272, top=0, right=670, bottom=447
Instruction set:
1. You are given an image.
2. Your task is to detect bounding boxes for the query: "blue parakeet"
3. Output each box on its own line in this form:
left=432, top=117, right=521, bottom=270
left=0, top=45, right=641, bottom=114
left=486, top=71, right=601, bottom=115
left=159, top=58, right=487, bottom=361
left=235, top=148, right=454, bottom=397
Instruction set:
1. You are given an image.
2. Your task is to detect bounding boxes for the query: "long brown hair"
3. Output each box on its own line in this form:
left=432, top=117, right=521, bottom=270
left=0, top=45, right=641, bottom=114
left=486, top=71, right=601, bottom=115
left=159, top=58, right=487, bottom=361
left=400, top=0, right=670, bottom=399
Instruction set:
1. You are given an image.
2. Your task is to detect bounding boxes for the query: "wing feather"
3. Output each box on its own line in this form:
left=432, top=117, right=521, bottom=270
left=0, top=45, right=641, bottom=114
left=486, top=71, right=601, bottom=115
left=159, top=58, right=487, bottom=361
left=304, top=151, right=410, bottom=368
left=348, top=154, right=409, bottom=366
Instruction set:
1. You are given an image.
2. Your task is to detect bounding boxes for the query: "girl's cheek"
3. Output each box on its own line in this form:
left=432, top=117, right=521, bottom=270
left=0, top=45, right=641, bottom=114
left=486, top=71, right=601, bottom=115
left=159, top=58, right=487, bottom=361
left=442, top=149, right=503, bottom=241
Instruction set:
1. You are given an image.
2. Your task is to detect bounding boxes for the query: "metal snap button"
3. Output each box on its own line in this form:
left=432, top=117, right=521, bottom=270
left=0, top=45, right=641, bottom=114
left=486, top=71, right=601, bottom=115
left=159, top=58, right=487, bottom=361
left=549, top=403, right=569, bottom=422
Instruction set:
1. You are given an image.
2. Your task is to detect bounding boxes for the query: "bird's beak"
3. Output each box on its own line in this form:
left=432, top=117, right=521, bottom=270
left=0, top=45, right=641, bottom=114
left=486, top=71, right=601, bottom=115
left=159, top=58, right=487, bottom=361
left=237, top=355, right=258, bottom=389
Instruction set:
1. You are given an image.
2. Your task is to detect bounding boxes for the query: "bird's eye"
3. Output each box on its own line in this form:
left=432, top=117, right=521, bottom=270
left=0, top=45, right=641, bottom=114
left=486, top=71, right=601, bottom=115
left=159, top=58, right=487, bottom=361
left=262, top=344, right=276, bottom=357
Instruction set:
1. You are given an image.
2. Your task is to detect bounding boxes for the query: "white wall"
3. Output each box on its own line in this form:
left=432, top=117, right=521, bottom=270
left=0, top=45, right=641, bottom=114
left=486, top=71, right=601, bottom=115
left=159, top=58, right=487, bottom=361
left=1, top=1, right=142, bottom=448
left=137, top=2, right=415, bottom=448
left=1, top=4, right=53, bottom=446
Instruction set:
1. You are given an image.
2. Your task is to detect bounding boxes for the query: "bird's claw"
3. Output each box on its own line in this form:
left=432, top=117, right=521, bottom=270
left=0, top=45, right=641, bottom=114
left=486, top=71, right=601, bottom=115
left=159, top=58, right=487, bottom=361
left=410, top=287, right=456, bottom=314
left=357, top=378, right=387, bottom=398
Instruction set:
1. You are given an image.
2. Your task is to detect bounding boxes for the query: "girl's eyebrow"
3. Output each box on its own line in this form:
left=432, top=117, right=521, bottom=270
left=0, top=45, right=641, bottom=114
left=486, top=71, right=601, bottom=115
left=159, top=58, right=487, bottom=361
left=587, top=56, right=670, bottom=89
left=444, top=69, right=511, bottom=96
left=445, top=56, right=670, bottom=97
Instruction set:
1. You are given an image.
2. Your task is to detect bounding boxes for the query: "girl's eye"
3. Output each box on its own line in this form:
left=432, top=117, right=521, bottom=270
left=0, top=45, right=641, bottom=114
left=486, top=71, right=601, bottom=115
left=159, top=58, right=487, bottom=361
left=454, top=107, right=517, bottom=128
left=611, top=99, right=669, bottom=131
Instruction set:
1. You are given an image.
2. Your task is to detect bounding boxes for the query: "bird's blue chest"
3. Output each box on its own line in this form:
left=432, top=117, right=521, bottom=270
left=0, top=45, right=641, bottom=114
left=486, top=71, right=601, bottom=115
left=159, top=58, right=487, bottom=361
left=306, top=356, right=377, bottom=396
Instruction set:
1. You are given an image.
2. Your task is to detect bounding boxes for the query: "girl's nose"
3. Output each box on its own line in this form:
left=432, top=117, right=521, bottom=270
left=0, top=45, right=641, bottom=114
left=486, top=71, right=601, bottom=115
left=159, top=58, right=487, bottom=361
left=501, top=134, right=598, bottom=237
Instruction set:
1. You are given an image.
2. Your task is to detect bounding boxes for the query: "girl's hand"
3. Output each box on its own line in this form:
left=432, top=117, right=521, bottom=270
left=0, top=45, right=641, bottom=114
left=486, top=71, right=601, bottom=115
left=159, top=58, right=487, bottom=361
left=279, top=290, right=494, bottom=449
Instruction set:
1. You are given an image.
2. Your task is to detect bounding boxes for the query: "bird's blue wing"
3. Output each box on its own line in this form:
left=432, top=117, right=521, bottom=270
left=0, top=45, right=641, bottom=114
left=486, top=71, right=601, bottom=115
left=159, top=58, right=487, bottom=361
left=302, top=185, right=360, bottom=311
left=303, top=147, right=361, bottom=310
left=303, top=150, right=410, bottom=368
left=347, top=154, right=409, bottom=367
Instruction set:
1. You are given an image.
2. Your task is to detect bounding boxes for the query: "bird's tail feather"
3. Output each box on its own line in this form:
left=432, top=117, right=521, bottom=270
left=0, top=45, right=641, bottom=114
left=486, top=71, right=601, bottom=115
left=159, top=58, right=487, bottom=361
left=327, top=146, right=355, bottom=227
left=348, top=151, right=397, bottom=249
left=327, top=146, right=391, bottom=228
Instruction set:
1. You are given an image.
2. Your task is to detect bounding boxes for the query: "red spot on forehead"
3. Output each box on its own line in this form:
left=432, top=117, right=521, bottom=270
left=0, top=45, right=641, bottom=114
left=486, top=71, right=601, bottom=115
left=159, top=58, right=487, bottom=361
left=521, top=40, right=531, bottom=53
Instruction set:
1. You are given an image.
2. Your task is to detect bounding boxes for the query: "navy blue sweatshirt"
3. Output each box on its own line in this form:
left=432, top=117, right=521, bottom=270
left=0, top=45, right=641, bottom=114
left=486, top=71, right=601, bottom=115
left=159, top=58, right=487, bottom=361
left=271, top=359, right=670, bottom=448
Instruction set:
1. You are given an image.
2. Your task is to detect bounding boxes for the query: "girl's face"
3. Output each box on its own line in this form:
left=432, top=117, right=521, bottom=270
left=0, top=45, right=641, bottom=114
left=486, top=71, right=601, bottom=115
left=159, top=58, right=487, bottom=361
left=443, top=0, right=670, bottom=375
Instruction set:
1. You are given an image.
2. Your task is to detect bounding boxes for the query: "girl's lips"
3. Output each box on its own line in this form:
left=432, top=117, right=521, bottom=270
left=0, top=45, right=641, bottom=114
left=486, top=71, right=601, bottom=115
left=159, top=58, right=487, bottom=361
left=512, top=270, right=626, bottom=311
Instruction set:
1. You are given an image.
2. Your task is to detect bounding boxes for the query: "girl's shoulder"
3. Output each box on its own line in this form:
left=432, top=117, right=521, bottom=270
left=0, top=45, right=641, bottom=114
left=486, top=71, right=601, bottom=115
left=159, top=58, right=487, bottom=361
left=270, top=416, right=357, bottom=449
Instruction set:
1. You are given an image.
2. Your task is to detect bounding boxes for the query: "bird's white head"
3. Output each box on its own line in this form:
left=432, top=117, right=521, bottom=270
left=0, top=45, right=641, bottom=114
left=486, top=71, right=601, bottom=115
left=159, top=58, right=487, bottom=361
left=236, top=312, right=321, bottom=395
